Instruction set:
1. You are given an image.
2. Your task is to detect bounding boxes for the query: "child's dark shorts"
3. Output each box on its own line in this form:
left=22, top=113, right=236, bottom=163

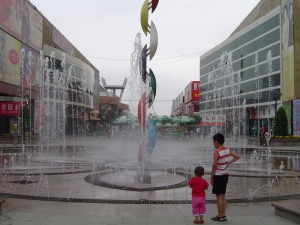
left=212, top=175, right=228, bottom=194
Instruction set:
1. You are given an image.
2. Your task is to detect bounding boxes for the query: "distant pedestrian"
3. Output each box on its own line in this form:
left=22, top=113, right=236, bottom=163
left=106, top=126, right=110, bottom=138
left=188, top=166, right=209, bottom=224
left=121, top=129, right=128, bottom=148
left=111, top=126, right=114, bottom=139
left=259, top=128, right=265, bottom=146
left=196, top=127, right=200, bottom=138
left=263, top=124, right=268, bottom=135
left=233, top=126, right=238, bottom=142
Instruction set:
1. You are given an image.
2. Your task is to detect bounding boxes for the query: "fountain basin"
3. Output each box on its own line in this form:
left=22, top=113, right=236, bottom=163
left=84, top=170, right=189, bottom=191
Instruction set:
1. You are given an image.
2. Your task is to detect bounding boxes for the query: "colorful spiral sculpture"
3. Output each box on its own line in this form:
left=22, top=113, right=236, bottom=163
left=138, top=0, right=159, bottom=158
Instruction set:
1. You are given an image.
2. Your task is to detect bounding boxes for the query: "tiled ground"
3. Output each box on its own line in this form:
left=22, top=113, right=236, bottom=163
left=0, top=198, right=299, bottom=225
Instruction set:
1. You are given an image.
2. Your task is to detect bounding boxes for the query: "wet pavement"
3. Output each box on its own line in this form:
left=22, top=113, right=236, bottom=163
left=0, top=198, right=299, bottom=225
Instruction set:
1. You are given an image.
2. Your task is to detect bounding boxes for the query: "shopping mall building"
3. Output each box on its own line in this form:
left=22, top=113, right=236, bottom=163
left=0, top=0, right=100, bottom=136
left=200, top=0, right=300, bottom=137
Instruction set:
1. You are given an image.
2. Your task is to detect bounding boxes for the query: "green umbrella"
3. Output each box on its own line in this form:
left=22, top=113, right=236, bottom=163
left=155, top=122, right=163, bottom=127
left=160, top=115, right=174, bottom=124
left=188, top=117, right=196, bottom=124
left=113, top=115, right=138, bottom=125
left=162, top=123, right=177, bottom=128
left=173, top=116, right=191, bottom=124
left=151, top=115, right=161, bottom=123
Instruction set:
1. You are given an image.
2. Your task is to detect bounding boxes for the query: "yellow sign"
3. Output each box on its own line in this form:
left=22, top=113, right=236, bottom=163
left=13, top=123, right=18, bottom=131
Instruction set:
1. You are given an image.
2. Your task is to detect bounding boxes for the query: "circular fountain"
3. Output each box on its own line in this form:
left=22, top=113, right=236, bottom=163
left=0, top=42, right=300, bottom=203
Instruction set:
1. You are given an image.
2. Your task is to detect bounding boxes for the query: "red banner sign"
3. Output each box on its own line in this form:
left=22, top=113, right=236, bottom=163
left=0, top=102, right=22, bottom=116
left=191, top=81, right=200, bottom=101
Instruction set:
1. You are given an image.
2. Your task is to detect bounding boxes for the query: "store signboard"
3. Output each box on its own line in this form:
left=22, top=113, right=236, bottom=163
left=184, top=81, right=200, bottom=103
left=201, top=114, right=225, bottom=123
left=0, top=102, right=21, bottom=116
left=191, top=81, right=200, bottom=101
left=293, top=100, right=300, bottom=136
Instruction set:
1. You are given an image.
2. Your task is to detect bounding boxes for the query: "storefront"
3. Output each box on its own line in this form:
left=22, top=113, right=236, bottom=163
left=0, top=102, right=22, bottom=135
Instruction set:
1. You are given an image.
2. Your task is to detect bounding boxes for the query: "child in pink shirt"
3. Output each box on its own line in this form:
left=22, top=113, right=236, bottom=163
left=188, top=166, right=209, bottom=224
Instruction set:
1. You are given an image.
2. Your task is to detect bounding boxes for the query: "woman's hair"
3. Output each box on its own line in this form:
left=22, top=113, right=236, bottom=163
left=23, top=6, right=29, bottom=19
left=14, top=0, right=21, bottom=18
left=0, top=34, right=5, bottom=50
left=194, top=166, right=204, bottom=177
left=282, top=5, right=288, bottom=16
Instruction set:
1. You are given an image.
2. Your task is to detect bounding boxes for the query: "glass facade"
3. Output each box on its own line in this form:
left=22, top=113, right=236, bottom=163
left=199, top=11, right=282, bottom=136
left=42, top=57, right=94, bottom=108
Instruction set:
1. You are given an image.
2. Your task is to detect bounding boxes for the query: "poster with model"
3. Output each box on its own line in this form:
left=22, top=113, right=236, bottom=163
left=281, top=0, right=294, bottom=102
left=21, top=1, right=42, bottom=51
left=0, top=0, right=42, bottom=51
left=293, top=100, right=300, bottom=136
left=0, top=0, right=23, bottom=38
left=0, top=30, right=21, bottom=86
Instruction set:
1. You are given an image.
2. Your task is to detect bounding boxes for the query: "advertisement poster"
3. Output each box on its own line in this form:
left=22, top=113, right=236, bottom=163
left=22, top=1, right=43, bottom=51
left=0, top=1, right=42, bottom=51
left=20, top=44, right=40, bottom=91
left=0, top=30, right=21, bottom=86
left=293, top=100, right=300, bottom=136
left=281, top=0, right=295, bottom=102
left=282, top=105, right=291, bottom=134
left=184, top=82, right=191, bottom=103
left=191, top=81, right=200, bottom=101
left=0, top=0, right=24, bottom=38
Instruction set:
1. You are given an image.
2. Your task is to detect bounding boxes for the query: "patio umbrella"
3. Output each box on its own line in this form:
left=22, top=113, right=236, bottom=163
left=113, top=115, right=138, bottom=125
left=188, top=117, right=196, bottom=124
left=173, top=116, right=191, bottom=124
left=160, top=115, right=174, bottom=124
left=162, top=123, right=177, bottom=128
left=154, top=122, right=163, bottom=127
left=150, top=115, right=161, bottom=123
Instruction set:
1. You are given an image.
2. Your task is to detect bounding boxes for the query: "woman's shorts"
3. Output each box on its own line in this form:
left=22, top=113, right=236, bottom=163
left=192, top=196, right=206, bottom=215
left=212, top=175, right=228, bottom=194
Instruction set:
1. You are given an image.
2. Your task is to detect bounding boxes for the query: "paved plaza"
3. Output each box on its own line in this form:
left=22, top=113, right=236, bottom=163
left=1, top=198, right=299, bottom=225
left=0, top=136, right=299, bottom=224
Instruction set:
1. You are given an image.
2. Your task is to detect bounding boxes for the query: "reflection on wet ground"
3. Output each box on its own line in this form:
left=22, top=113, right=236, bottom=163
left=0, top=136, right=299, bottom=202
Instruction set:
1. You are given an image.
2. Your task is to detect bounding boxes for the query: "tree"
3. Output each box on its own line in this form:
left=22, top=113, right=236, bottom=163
left=98, top=105, right=119, bottom=124
left=22, top=106, right=30, bottom=135
left=273, top=106, right=288, bottom=136
left=189, top=114, right=202, bottom=124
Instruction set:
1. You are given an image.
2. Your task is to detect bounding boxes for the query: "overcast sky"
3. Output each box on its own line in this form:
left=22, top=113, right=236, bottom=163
left=29, top=0, right=260, bottom=116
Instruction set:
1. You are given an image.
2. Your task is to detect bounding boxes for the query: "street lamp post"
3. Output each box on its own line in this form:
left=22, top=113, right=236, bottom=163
left=274, top=96, right=278, bottom=115
left=273, top=92, right=282, bottom=115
